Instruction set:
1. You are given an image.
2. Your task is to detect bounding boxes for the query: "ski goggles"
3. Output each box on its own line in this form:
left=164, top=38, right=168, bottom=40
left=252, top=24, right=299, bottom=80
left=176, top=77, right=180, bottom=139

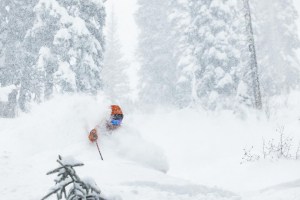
left=111, top=119, right=122, bottom=126
left=110, top=114, right=123, bottom=126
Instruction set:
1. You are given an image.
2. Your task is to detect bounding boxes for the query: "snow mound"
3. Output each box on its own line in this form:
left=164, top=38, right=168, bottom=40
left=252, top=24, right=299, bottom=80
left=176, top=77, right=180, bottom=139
left=102, top=127, right=169, bottom=173
left=261, top=179, right=300, bottom=192
left=246, top=179, right=300, bottom=200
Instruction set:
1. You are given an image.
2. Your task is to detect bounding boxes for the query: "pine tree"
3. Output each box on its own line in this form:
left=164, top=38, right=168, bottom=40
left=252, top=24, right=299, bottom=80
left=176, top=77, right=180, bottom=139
left=0, top=85, right=18, bottom=117
left=42, top=155, right=105, bottom=200
left=0, top=0, right=106, bottom=114
left=24, top=0, right=106, bottom=99
left=56, top=0, right=106, bottom=94
left=103, top=4, right=130, bottom=101
left=170, top=0, right=195, bottom=108
left=188, top=0, right=242, bottom=110
left=252, top=0, right=300, bottom=96
left=0, top=0, right=36, bottom=112
left=232, top=0, right=263, bottom=109
left=136, top=0, right=177, bottom=107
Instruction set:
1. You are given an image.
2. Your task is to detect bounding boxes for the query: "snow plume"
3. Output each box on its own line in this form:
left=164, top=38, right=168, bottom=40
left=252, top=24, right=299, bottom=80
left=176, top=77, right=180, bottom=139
left=102, top=126, right=170, bottom=173
left=0, top=94, right=168, bottom=172
left=11, top=94, right=111, bottom=153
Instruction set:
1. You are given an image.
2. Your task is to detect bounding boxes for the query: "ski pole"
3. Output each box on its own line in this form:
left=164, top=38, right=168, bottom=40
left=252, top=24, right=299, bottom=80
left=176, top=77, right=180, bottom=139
left=95, top=141, right=104, bottom=160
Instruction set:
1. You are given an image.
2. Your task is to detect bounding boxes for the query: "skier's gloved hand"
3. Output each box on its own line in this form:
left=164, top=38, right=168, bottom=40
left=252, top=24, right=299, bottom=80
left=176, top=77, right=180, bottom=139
left=89, top=129, right=98, bottom=142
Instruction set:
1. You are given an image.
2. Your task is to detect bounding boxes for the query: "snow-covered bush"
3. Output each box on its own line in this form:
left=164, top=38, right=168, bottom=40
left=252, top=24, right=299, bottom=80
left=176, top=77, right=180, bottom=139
left=42, top=155, right=106, bottom=200
left=241, top=126, right=300, bottom=163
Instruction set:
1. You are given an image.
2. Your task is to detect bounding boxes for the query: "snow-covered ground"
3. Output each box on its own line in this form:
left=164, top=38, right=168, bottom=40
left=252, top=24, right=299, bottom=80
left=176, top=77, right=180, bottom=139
left=130, top=104, right=300, bottom=199
left=0, top=94, right=300, bottom=200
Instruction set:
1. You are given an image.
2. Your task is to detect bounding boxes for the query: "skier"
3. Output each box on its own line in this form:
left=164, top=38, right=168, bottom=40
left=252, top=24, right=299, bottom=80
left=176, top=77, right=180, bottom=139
left=88, top=105, right=124, bottom=143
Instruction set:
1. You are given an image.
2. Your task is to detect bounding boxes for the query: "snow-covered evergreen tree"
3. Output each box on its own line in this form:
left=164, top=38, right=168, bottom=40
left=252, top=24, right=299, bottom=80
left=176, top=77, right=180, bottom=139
left=188, top=0, right=242, bottom=110
left=0, top=0, right=106, bottom=114
left=0, top=85, right=18, bottom=117
left=56, top=0, right=106, bottom=94
left=136, top=0, right=177, bottom=107
left=234, top=0, right=261, bottom=109
left=24, top=0, right=106, bottom=102
left=103, top=4, right=130, bottom=101
left=242, top=0, right=262, bottom=110
left=252, top=0, right=300, bottom=96
left=0, top=0, right=36, bottom=112
left=42, top=155, right=104, bottom=200
left=169, top=0, right=195, bottom=108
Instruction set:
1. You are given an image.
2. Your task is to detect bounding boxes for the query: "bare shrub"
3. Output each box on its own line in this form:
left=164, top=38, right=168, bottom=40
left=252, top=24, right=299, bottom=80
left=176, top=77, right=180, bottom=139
left=241, top=146, right=260, bottom=164
left=242, top=126, right=299, bottom=163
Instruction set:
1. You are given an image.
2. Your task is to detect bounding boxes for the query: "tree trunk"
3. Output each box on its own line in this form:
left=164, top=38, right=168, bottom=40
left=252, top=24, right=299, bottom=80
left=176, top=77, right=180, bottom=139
left=243, top=0, right=262, bottom=110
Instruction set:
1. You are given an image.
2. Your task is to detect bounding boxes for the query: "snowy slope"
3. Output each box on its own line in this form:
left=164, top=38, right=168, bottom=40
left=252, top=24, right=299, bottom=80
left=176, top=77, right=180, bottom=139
left=1, top=94, right=300, bottom=199
left=0, top=95, right=240, bottom=200
left=128, top=93, right=300, bottom=199
left=130, top=108, right=300, bottom=191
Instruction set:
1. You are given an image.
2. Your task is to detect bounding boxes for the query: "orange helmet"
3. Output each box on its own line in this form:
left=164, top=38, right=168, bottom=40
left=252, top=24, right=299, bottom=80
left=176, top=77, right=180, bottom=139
left=111, top=105, right=123, bottom=115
